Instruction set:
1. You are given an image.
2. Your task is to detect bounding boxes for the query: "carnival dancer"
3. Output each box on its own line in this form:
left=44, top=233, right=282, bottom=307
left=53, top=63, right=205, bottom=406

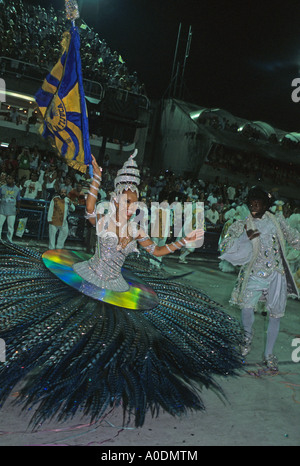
left=0, top=151, right=243, bottom=428
left=149, top=197, right=171, bottom=268
left=47, top=187, right=75, bottom=249
left=177, top=200, right=203, bottom=264
left=219, top=186, right=300, bottom=371
left=75, top=152, right=205, bottom=287
left=0, top=175, right=20, bottom=243
left=286, top=208, right=300, bottom=275
left=286, top=208, right=300, bottom=292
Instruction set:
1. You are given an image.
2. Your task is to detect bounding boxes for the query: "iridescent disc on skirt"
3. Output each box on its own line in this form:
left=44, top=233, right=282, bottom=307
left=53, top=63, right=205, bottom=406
left=42, top=249, right=159, bottom=310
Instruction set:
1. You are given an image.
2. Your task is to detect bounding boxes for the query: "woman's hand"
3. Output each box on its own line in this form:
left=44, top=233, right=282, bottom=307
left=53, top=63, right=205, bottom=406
left=91, top=155, right=102, bottom=179
left=184, top=228, right=205, bottom=246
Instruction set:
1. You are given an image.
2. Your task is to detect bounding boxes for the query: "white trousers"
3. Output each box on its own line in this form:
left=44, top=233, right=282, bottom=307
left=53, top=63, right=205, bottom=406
left=242, top=271, right=287, bottom=318
left=0, top=214, right=16, bottom=242
left=49, top=223, right=69, bottom=249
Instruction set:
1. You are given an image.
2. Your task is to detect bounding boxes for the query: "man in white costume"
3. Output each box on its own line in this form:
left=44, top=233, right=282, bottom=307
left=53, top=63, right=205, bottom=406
left=286, top=209, right=300, bottom=273
left=205, top=203, right=220, bottom=227
left=218, top=205, right=237, bottom=273
left=48, top=188, right=75, bottom=249
left=177, top=201, right=204, bottom=264
left=219, top=186, right=300, bottom=371
left=150, top=200, right=171, bottom=267
left=0, top=175, right=20, bottom=243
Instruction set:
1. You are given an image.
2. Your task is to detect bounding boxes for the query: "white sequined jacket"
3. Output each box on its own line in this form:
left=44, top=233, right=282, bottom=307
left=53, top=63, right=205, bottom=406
left=219, top=212, right=300, bottom=307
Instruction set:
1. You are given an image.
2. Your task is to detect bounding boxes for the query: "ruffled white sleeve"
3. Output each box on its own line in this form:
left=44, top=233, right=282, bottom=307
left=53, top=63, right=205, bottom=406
left=219, top=226, right=253, bottom=266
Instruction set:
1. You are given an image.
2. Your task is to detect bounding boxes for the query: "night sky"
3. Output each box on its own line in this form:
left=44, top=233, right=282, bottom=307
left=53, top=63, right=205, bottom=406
left=31, top=0, right=300, bottom=132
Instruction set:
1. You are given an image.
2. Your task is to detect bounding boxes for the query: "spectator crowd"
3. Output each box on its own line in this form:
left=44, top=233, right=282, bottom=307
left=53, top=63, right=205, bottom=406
left=1, top=138, right=299, bottom=238
left=205, top=144, right=300, bottom=189
left=0, top=0, right=146, bottom=95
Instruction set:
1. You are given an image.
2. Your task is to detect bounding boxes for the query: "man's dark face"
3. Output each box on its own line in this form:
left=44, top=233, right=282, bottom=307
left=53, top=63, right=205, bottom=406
left=249, top=199, right=267, bottom=218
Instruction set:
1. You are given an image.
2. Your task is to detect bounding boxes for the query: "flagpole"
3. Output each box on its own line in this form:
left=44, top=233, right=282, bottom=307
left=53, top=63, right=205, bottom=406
left=64, top=0, right=93, bottom=177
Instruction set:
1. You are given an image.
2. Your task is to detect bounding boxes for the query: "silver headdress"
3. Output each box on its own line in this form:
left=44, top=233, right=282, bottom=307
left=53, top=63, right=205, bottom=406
left=114, top=149, right=140, bottom=198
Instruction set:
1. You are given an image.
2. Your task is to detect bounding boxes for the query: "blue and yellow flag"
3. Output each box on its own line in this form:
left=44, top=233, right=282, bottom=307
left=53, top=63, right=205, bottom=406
left=35, top=26, right=92, bottom=173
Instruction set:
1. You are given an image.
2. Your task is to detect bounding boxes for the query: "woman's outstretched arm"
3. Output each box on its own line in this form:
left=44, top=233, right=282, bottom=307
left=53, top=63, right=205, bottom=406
left=137, top=229, right=204, bottom=257
left=85, top=155, right=102, bottom=226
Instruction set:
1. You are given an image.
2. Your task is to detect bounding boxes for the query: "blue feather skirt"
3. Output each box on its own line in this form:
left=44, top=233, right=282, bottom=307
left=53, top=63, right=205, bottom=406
left=0, top=242, right=243, bottom=428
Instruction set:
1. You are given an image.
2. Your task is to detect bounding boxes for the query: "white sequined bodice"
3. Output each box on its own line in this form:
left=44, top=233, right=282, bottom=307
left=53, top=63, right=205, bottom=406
left=73, top=231, right=139, bottom=291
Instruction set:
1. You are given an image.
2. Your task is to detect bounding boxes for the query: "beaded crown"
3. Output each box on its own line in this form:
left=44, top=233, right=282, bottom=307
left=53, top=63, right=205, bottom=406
left=114, top=149, right=140, bottom=197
